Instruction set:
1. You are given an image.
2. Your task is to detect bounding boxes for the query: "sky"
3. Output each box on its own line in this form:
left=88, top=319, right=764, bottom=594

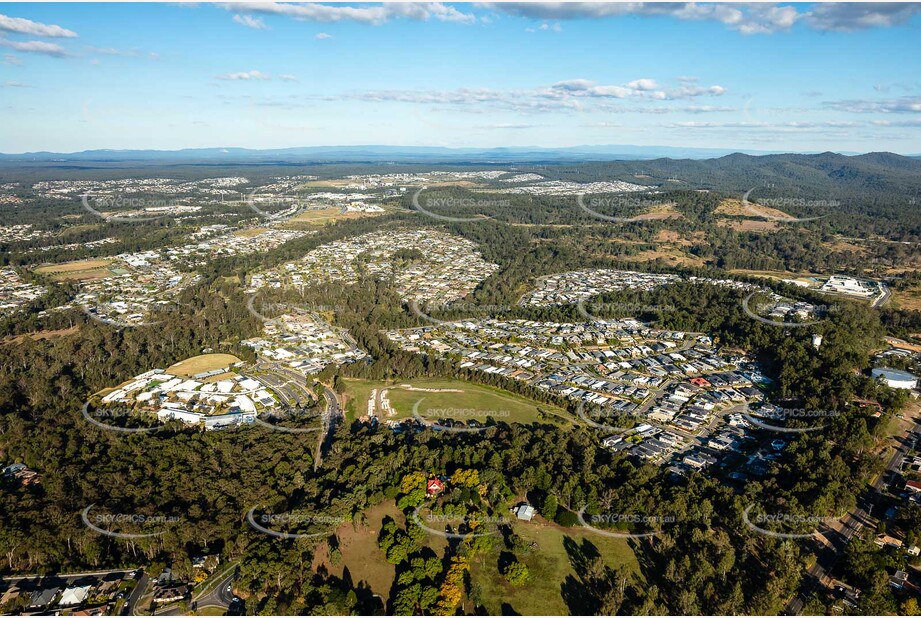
left=1, top=2, right=920, bottom=154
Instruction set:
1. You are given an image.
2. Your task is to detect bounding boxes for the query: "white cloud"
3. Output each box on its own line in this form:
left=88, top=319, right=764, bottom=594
left=663, top=120, right=861, bottom=130
left=1, top=53, right=20, bottom=65
left=475, top=123, right=545, bottom=129
left=871, top=119, right=921, bottom=127
left=1, top=80, right=30, bottom=88
left=279, top=74, right=299, bottom=82
left=0, top=38, right=68, bottom=57
left=85, top=46, right=159, bottom=60
left=806, top=3, right=921, bottom=32
left=825, top=96, right=921, bottom=113
left=222, top=2, right=476, bottom=25
left=217, top=69, right=272, bottom=81
left=233, top=14, right=269, bottom=30
left=315, top=32, right=333, bottom=39
left=0, top=13, right=77, bottom=38
left=487, top=2, right=921, bottom=34
left=482, top=2, right=802, bottom=34
left=626, top=78, right=658, bottom=91
left=526, top=21, right=562, bottom=32
left=545, top=78, right=725, bottom=100
left=334, top=77, right=727, bottom=115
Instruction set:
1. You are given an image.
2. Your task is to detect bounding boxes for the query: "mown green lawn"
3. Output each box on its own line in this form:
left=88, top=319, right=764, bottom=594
left=342, top=378, right=570, bottom=426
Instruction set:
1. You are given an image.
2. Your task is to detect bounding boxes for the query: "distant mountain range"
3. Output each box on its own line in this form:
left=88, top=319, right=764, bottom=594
left=548, top=151, right=921, bottom=198
left=1, top=146, right=918, bottom=200
left=0, top=144, right=871, bottom=163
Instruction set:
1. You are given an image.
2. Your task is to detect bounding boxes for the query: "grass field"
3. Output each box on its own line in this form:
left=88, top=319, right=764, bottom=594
left=627, top=247, right=707, bottom=267
left=167, top=353, right=242, bottom=377
left=717, top=219, right=780, bottom=231
left=342, top=378, right=570, bottom=426
left=314, top=501, right=638, bottom=612
left=34, top=258, right=115, bottom=281
left=728, top=269, right=825, bottom=287
left=633, top=201, right=682, bottom=220
left=233, top=227, right=269, bottom=238
left=281, top=206, right=385, bottom=227
left=313, top=502, right=450, bottom=602
left=715, top=197, right=794, bottom=220
left=470, top=519, right=639, bottom=615
left=3, top=325, right=80, bottom=345
left=891, top=286, right=921, bottom=312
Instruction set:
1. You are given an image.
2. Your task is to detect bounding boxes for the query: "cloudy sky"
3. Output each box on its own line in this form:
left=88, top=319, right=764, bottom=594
left=1, top=2, right=920, bottom=153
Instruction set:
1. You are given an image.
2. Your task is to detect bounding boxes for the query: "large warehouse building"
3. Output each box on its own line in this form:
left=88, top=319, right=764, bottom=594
left=872, top=367, right=919, bottom=390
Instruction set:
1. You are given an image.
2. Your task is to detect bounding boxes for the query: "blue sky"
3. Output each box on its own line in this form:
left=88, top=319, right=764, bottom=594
left=1, top=2, right=920, bottom=154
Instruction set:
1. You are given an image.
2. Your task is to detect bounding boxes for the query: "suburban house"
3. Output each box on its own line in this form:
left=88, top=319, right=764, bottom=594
left=426, top=478, right=445, bottom=496
left=514, top=503, right=536, bottom=521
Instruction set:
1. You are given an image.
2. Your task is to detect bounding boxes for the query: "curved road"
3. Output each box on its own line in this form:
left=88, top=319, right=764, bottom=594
left=314, top=384, right=342, bottom=470
left=194, top=568, right=236, bottom=610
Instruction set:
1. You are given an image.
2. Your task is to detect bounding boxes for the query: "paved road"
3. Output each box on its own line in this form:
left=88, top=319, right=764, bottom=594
left=315, top=384, right=341, bottom=471
left=152, top=565, right=237, bottom=616
left=872, top=283, right=891, bottom=308
left=782, top=416, right=918, bottom=614
left=123, top=571, right=148, bottom=616
left=0, top=568, right=133, bottom=582
left=193, top=566, right=237, bottom=612
left=253, top=364, right=310, bottom=407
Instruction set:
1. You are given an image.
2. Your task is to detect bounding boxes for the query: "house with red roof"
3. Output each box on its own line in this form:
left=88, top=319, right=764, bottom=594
left=426, top=478, right=444, bottom=496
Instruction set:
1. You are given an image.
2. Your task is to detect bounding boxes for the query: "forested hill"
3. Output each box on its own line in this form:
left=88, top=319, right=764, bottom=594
left=1, top=150, right=919, bottom=204
left=542, top=151, right=921, bottom=199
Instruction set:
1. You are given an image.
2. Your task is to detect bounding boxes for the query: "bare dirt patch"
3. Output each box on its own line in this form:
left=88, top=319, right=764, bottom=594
left=3, top=325, right=80, bottom=345
left=233, top=227, right=269, bottom=238
left=282, top=207, right=384, bottom=227
left=717, top=219, right=780, bottom=231
left=167, top=353, right=242, bottom=377
left=312, top=501, right=449, bottom=603
left=629, top=248, right=707, bottom=267
left=35, top=259, right=116, bottom=281
left=891, top=287, right=921, bottom=312
left=633, top=202, right=682, bottom=220
left=823, top=240, right=869, bottom=254
left=716, top=198, right=794, bottom=220
left=35, top=258, right=114, bottom=273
